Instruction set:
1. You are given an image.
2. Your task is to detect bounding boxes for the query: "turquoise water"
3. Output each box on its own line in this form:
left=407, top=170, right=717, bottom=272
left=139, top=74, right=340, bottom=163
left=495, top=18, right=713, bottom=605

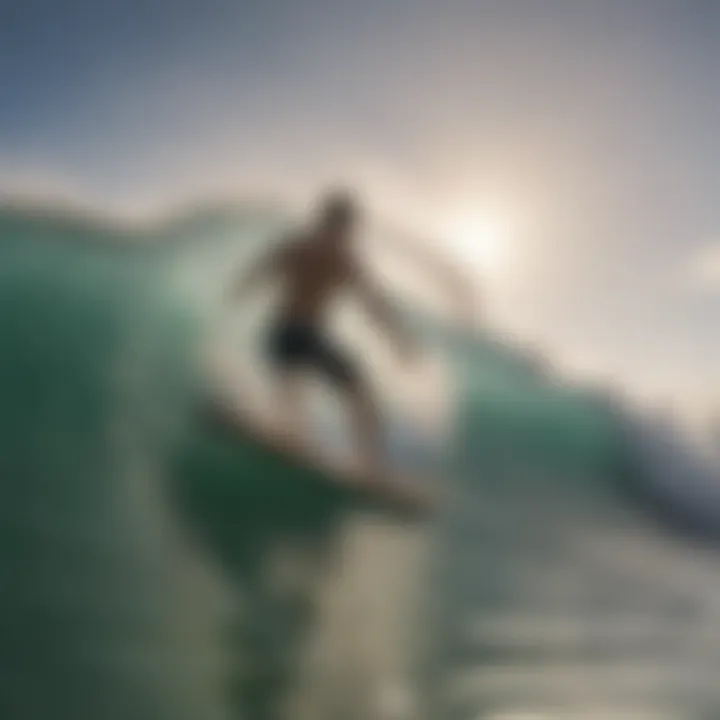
left=3, top=202, right=720, bottom=720
left=430, top=337, right=720, bottom=719
left=0, top=204, right=375, bottom=720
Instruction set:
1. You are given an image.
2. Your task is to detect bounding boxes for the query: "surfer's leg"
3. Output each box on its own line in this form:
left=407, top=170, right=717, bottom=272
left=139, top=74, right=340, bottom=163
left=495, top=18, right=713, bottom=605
left=314, top=337, right=387, bottom=477
left=275, top=370, right=307, bottom=445
left=343, top=381, right=387, bottom=477
left=266, top=321, right=313, bottom=447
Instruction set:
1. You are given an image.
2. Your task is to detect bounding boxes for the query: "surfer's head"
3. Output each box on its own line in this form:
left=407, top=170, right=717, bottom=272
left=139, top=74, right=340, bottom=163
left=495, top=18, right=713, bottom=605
left=316, top=189, right=358, bottom=241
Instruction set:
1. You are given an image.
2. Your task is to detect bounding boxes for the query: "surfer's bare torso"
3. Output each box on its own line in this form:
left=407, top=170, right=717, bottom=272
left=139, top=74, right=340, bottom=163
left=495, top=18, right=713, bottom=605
left=226, top=189, right=462, bottom=499
left=275, top=233, right=357, bottom=324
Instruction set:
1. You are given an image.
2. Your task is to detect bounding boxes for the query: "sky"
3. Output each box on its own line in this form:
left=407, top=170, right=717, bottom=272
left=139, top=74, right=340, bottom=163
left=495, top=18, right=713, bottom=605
left=2, top=0, right=720, bottom=412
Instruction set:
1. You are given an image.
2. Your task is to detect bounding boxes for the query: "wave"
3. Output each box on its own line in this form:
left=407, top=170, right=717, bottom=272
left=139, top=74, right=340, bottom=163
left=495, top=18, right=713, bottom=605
left=0, top=200, right=438, bottom=720
left=3, top=199, right=720, bottom=718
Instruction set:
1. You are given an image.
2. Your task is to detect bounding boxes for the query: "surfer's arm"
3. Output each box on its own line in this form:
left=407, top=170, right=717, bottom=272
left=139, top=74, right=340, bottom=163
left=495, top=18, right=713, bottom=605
left=227, top=243, right=287, bottom=303
left=376, top=232, right=478, bottom=327
left=350, top=266, right=417, bottom=358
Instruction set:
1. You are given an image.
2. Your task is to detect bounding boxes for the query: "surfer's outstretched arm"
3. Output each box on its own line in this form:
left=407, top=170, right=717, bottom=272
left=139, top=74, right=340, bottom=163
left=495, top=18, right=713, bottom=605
left=375, top=232, right=478, bottom=327
left=226, top=243, right=287, bottom=303
left=350, top=266, right=417, bottom=359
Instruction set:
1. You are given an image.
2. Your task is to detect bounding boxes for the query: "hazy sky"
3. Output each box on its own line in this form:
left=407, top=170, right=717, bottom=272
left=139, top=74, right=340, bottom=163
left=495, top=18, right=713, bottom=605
left=2, top=0, right=720, bottom=409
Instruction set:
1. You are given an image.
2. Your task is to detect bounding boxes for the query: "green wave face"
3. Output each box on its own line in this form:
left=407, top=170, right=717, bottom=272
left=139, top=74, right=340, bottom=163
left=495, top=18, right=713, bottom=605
left=0, top=203, right=430, bottom=720
left=430, top=313, right=720, bottom=719
left=0, top=207, right=231, bottom=720
left=3, top=202, right=720, bottom=720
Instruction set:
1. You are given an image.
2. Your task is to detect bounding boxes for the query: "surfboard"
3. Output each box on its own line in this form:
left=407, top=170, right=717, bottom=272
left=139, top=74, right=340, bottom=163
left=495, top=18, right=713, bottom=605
left=199, top=396, right=436, bottom=518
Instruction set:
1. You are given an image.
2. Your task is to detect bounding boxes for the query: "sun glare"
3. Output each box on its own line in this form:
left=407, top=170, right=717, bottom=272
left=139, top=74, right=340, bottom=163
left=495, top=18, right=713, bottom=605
left=445, top=215, right=507, bottom=275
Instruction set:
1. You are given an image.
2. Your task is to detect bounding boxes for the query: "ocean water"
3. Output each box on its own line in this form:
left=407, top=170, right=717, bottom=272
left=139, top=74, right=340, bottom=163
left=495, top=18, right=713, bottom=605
left=0, top=202, right=435, bottom=720
left=429, top=336, right=720, bottom=719
left=2, top=202, right=720, bottom=720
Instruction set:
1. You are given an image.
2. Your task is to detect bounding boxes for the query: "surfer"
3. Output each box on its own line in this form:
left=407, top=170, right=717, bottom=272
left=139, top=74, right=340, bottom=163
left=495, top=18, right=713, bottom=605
left=228, top=189, right=473, bottom=480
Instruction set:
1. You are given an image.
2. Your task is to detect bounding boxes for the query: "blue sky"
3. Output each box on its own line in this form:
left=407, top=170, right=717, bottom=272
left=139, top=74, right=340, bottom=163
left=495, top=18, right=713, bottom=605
left=2, top=0, right=720, bottom=409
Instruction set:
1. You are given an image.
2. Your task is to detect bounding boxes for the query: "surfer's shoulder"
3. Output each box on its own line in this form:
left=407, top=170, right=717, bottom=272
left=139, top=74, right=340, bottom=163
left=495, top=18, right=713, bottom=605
left=276, top=229, right=307, bottom=250
left=276, top=231, right=312, bottom=264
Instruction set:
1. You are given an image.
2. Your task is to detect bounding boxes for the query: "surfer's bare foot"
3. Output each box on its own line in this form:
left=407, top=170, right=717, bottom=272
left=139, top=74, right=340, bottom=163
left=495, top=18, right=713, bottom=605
left=274, top=424, right=310, bottom=458
left=367, top=461, right=429, bottom=505
left=360, top=455, right=392, bottom=483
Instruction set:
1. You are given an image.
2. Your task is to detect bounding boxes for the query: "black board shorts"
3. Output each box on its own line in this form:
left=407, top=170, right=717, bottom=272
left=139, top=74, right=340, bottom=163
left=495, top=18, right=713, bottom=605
left=266, top=318, right=360, bottom=389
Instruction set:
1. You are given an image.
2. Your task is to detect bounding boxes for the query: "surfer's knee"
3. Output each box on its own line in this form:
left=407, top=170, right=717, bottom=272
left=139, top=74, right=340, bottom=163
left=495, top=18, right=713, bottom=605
left=344, top=380, right=380, bottom=420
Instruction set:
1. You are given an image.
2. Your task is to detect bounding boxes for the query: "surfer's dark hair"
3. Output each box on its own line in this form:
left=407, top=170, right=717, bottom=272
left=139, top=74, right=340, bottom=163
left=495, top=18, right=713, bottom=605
left=318, top=189, right=358, bottom=225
